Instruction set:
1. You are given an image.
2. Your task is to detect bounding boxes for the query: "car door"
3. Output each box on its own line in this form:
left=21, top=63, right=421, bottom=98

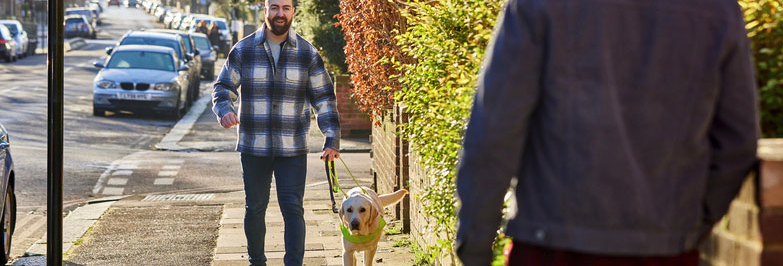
left=0, top=126, right=8, bottom=188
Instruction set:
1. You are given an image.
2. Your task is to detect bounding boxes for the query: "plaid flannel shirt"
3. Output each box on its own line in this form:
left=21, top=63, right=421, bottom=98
left=212, top=26, right=340, bottom=157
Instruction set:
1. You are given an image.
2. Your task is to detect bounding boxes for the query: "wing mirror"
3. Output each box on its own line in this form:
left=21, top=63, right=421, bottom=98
left=93, top=60, right=105, bottom=68
left=105, top=46, right=113, bottom=55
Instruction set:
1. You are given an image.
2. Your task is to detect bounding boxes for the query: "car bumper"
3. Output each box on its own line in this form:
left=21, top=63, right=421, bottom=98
left=200, top=60, right=214, bottom=75
left=93, top=88, right=180, bottom=112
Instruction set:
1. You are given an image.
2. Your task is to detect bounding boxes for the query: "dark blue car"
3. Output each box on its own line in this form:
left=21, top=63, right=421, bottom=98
left=0, top=122, right=16, bottom=264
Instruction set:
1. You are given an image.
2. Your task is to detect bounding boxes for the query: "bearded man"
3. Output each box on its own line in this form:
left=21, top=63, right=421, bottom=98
left=211, top=0, right=341, bottom=265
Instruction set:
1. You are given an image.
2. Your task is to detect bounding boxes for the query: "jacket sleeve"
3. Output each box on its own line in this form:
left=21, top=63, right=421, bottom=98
left=456, top=0, right=545, bottom=265
left=703, top=9, right=759, bottom=226
left=212, top=46, right=242, bottom=121
left=307, top=51, right=340, bottom=151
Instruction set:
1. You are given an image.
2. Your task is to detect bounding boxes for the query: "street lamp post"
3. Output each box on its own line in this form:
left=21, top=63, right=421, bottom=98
left=46, top=0, right=64, bottom=264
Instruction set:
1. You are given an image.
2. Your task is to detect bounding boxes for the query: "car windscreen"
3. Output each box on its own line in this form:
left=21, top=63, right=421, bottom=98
left=193, top=36, right=211, bottom=50
left=180, top=34, right=193, bottom=53
left=1, top=24, right=18, bottom=36
left=107, top=51, right=175, bottom=72
left=66, top=10, right=92, bottom=17
left=65, top=18, right=85, bottom=25
left=120, top=37, right=183, bottom=60
left=215, top=20, right=227, bottom=30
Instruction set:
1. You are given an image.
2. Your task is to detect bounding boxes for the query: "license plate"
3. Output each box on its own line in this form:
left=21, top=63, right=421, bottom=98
left=116, top=93, right=151, bottom=100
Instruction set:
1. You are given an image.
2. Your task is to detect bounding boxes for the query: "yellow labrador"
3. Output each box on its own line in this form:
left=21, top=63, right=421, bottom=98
left=339, top=186, right=408, bottom=266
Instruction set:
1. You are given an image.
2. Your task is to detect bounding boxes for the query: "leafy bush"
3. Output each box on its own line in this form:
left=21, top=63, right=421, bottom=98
left=294, top=0, right=347, bottom=74
left=739, top=0, right=783, bottom=137
left=336, top=0, right=411, bottom=117
left=396, top=0, right=505, bottom=263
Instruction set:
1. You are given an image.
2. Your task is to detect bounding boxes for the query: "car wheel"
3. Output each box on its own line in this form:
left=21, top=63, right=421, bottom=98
left=169, top=97, right=182, bottom=120
left=0, top=184, right=16, bottom=265
left=93, top=106, right=106, bottom=116
left=4, top=54, right=10, bottom=63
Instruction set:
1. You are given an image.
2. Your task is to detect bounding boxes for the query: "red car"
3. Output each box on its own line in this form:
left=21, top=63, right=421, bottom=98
left=108, top=0, right=120, bottom=6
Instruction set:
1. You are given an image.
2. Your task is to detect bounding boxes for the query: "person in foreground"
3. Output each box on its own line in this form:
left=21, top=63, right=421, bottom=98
left=211, top=0, right=340, bottom=265
left=455, top=0, right=759, bottom=265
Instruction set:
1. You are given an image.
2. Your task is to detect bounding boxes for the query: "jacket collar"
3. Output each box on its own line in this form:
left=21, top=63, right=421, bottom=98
left=254, top=23, right=298, bottom=48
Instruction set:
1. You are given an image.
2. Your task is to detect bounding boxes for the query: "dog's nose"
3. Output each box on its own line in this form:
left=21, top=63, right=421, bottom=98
left=350, top=220, right=360, bottom=230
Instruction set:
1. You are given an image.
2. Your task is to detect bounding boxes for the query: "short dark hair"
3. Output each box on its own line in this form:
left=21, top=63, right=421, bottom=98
left=265, top=0, right=296, bottom=7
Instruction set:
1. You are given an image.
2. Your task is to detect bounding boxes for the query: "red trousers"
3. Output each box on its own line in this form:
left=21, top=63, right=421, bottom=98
left=507, top=242, right=700, bottom=266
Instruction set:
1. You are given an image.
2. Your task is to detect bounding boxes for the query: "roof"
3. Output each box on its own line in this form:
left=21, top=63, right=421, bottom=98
left=145, top=29, right=189, bottom=36
left=190, top=32, right=207, bottom=38
left=125, top=31, right=181, bottom=41
left=112, top=45, right=177, bottom=54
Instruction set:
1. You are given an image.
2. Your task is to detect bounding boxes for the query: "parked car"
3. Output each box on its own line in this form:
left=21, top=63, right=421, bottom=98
left=0, top=20, right=28, bottom=59
left=170, top=13, right=188, bottom=30
left=93, top=45, right=190, bottom=118
left=123, top=0, right=139, bottom=8
left=0, top=25, right=18, bottom=62
left=163, top=11, right=181, bottom=29
left=145, top=29, right=202, bottom=103
left=65, top=8, right=98, bottom=29
left=0, top=122, right=17, bottom=265
left=108, top=0, right=120, bottom=6
left=64, top=15, right=96, bottom=39
left=108, top=31, right=198, bottom=107
left=88, top=0, right=104, bottom=13
left=191, top=33, right=216, bottom=80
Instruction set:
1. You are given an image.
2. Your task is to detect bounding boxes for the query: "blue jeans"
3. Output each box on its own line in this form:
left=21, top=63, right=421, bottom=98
left=241, top=154, right=307, bottom=266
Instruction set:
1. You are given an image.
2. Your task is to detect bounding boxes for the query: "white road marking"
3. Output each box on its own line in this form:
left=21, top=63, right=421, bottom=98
left=154, top=178, right=175, bottom=185
left=162, top=165, right=181, bottom=170
left=107, top=178, right=128, bottom=186
left=155, top=94, right=212, bottom=150
left=112, top=170, right=133, bottom=176
left=117, top=164, right=139, bottom=170
left=158, top=171, right=178, bottom=177
left=167, top=159, right=185, bottom=164
left=101, top=187, right=125, bottom=195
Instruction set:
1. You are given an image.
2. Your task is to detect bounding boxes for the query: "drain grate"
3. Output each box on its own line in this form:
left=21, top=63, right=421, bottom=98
left=142, top=193, right=215, bottom=202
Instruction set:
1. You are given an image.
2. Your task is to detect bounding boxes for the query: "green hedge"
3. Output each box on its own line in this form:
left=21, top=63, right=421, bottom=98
left=396, top=0, right=505, bottom=264
left=740, top=0, right=783, bottom=137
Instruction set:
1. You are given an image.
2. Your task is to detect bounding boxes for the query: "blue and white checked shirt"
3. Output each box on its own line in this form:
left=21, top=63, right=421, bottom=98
left=212, top=25, right=340, bottom=157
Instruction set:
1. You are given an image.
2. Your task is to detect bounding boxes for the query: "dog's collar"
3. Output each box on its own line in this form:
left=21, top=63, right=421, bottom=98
left=340, top=217, right=386, bottom=244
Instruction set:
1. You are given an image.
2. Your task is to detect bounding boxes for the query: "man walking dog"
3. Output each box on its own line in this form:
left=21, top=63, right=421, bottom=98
left=212, top=0, right=340, bottom=265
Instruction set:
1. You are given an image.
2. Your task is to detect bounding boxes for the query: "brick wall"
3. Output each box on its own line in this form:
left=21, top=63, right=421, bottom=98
left=409, top=151, right=456, bottom=266
left=699, top=139, right=783, bottom=266
left=370, top=105, right=410, bottom=226
left=335, top=75, right=372, bottom=138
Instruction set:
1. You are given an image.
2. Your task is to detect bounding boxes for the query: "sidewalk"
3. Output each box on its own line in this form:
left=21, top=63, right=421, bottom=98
left=11, top=94, right=414, bottom=266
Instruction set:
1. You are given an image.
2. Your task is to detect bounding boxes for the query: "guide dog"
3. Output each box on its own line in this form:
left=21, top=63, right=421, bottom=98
left=339, top=186, right=408, bottom=266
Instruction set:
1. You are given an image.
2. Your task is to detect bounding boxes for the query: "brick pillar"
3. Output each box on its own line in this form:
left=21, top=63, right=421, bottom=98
left=699, top=139, right=783, bottom=266
left=335, top=75, right=371, bottom=138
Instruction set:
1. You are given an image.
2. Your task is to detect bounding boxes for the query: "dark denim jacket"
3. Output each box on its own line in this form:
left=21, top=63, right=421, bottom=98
left=456, top=0, right=759, bottom=265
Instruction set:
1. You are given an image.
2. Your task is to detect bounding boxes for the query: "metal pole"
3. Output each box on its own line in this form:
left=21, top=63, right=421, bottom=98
left=47, top=0, right=64, bottom=264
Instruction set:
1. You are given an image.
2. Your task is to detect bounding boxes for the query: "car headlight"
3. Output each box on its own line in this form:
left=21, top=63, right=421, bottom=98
left=96, top=80, right=117, bottom=89
left=151, top=83, right=176, bottom=91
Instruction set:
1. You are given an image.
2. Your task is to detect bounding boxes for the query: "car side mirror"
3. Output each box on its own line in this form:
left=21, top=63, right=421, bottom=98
left=212, top=45, right=219, bottom=51
left=105, top=46, right=113, bottom=55
left=194, top=49, right=200, bottom=56
left=93, top=60, right=104, bottom=68
left=185, top=53, right=193, bottom=61
left=179, top=65, right=190, bottom=71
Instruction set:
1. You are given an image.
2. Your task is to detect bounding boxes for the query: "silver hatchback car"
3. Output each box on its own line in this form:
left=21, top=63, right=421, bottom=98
left=93, top=45, right=191, bottom=119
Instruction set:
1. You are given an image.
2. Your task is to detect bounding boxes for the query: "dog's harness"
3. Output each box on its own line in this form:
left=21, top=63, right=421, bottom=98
left=340, top=216, right=386, bottom=244
left=325, top=158, right=389, bottom=243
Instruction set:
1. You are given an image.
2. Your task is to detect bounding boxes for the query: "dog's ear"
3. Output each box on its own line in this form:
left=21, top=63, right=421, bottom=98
left=366, top=204, right=379, bottom=229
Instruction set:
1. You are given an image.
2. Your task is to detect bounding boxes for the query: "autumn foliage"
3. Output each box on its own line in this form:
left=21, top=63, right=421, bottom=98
left=336, top=0, right=411, bottom=118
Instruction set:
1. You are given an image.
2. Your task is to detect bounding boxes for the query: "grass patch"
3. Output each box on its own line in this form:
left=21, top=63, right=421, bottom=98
left=392, top=238, right=411, bottom=247
left=384, top=226, right=402, bottom=236
left=409, top=238, right=433, bottom=265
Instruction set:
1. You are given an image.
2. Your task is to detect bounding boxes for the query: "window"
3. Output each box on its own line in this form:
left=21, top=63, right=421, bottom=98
left=193, top=36, right=211, bottom=50
left=107, top=51, right=175, bottom=72
left=120, top=37, right=183, bottom=60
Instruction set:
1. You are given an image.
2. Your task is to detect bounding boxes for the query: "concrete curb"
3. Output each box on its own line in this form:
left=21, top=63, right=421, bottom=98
left=154, top=93, right=212, bottom=151
left=22, top=196, right=126, bottom=257
left=64, top=38, right=87, bottom=52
